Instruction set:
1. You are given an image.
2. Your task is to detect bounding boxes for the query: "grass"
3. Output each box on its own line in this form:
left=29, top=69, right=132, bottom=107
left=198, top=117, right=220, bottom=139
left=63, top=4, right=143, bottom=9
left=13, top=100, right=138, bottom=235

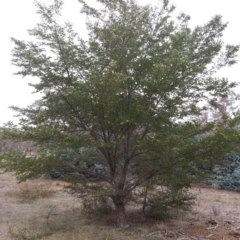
left=14, top=182, right=55, bottom=203
left=7, top=211, right=167, bottom=240
left=8, top=228, right=52, bottom=240
left=1, top=172, right=240, bottom=239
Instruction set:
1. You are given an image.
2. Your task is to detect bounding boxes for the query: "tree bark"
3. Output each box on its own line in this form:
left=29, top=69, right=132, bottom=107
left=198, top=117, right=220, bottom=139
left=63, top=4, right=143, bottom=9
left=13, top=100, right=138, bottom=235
left=142, top=185, right=148, bottom=214
left=112, top=196, right=129, bottom=228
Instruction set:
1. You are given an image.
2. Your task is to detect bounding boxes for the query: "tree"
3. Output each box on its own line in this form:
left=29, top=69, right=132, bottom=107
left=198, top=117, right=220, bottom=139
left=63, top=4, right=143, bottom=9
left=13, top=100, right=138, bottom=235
left=1, top=0, right=240, bottom=227
left=195, top=95, right=240, bottom=125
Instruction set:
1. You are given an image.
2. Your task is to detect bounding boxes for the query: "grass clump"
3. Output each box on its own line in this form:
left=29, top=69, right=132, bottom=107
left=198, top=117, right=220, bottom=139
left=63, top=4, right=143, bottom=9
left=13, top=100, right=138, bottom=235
left=15, top=182, right=55, bottom=203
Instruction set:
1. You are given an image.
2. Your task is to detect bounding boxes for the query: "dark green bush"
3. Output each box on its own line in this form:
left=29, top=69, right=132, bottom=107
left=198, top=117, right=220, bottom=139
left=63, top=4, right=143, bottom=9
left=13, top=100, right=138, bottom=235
left=204, top=152, right=240, bottom=191
left=144, top=187, right=194, bottom=221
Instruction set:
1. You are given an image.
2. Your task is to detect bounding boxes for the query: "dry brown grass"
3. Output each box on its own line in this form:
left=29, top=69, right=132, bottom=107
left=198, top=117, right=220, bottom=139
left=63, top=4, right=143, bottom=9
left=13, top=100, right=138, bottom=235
left=1, top=172, right=240, bottom=240
left=12, top=182, right=55, bottom=203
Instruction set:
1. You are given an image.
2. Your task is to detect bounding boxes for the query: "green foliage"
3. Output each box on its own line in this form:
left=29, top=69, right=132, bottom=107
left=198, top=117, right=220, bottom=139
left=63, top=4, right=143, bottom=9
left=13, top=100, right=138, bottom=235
left=1, top=0, right=240, bottom=225
left=48, top=146, right=110, bottom=181
left=81, top=195, right=114, bottom=220
left=145, top=187, right=194, bottom=221
left=204, top=152, right=240, bottom=191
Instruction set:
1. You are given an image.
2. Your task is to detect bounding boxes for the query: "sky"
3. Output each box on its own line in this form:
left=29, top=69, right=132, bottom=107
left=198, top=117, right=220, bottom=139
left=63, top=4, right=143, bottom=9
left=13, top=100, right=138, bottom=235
left=0, top=0, right=239, bottom=126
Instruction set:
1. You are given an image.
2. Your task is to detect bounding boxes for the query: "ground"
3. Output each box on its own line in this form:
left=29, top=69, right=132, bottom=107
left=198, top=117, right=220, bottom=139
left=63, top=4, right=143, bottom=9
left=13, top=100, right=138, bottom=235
left=1, top=172, right=240, bottom=240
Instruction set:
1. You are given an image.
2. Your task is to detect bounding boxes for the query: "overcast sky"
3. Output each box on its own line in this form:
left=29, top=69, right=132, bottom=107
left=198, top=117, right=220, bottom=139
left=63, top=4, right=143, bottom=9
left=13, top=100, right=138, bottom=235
left=0, top=0, right=239, bottom=126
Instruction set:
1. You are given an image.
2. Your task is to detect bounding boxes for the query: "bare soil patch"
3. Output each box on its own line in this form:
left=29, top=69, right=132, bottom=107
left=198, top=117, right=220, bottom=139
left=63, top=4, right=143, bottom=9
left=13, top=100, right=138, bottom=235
left=1, top=172, right=240, bottom=239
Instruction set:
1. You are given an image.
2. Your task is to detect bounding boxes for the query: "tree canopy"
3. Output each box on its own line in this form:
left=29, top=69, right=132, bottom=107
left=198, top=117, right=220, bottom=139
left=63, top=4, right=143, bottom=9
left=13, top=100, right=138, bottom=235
left=1, top=0, right=240, bottom=227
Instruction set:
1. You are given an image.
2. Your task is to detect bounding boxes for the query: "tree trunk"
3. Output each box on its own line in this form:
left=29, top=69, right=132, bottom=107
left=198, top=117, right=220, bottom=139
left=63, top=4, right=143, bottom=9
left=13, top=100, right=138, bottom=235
left=142, top=185, right=148, bottom=214
left=113, top=196, right=129, bottom=228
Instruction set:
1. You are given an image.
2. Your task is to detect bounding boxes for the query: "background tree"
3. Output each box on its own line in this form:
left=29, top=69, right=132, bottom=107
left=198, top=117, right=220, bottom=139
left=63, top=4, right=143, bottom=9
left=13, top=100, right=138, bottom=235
left=1, top=0, right=240, bottom=227
left=195, top=95, right=240, bottom=125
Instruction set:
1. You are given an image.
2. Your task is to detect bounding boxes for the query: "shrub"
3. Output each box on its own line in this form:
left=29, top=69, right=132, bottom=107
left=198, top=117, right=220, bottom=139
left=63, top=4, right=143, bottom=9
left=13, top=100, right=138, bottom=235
left=204, top=152, right=240, bottom=191
left=81, top=195, right=114, bottom=220
left=143, top=187, right=195, bottom=221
